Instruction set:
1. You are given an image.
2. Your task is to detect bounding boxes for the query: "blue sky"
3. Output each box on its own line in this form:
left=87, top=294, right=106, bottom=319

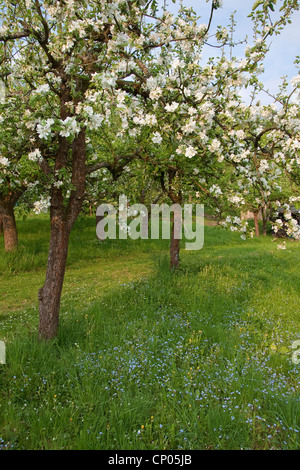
left=157, top=1, right=300, bottom=103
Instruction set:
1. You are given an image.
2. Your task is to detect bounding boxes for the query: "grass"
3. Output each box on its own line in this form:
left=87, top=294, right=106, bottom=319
left=0, top=213, right=299, bottom=450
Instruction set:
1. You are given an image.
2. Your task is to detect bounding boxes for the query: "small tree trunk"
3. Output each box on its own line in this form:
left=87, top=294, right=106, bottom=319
left=262, top=206, right=268, bottom=237
left=254, top=211, right=260, bottom=237
left=0, top=202, right=18, bottom=251
left=262, top=217, right=267, bottom=237
left=169, top=193, right=182, bottom=270
left=38, top=214, right=71, bottom=340
left=0, top=213, right=3, bottom=235
left=160, top=169, right=182, bottom=269
left=170, top=215, right=180, bottom=269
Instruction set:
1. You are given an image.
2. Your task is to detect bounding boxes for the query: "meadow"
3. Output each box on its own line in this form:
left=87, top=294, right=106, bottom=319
left=0, top=214, right=299, bottom=450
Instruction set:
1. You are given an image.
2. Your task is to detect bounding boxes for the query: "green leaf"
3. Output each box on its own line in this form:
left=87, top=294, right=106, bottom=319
left=252, top=0, right=264, bottom=11
left=268, top=2, right=275, bottom=11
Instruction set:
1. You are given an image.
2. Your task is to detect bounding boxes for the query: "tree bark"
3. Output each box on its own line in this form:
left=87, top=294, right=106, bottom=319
left=0, top=201, right=18, bottom=251
left=254, top=211, right=260, bottom=237
left=38, top=215, right=71, bottom=340
left=160, top=169, right=182, bottom=269
left=170, top=214, right=181, bottom=269
left=0, top=213, right=3, bottom=235
left=169, top=192, right=182, bottom=270
left=262, top=206, right=268, bottom=237
left=38, top=130, right=86, bottom=340
left=262, top=216, right=267, bottom=236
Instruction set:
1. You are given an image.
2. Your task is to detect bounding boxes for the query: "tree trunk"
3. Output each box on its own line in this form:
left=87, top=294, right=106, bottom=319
left=38, top=215, right=71, bottom=340
left=0, top=213, right=3, bottom=235
left=160, top=169, right=182, bottom=269
left=170, top=214, right=180, bottom=269
left=38, top=130, right=86, bottom=340
left=262, top=206, right=268, bottom=237
left=262, top=216, right=267, bottom=236
left=254, top=211, right=260, bottom=237
left=0, top=202, right=18, bottom=251
left=169, top=193, right=182, bottom=270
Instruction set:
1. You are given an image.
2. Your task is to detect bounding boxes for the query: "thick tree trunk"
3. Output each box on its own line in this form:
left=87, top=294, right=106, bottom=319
left=38, top=215, right=71, bottom=340
left=0, top=202, right=18, bottom=251
left=38, top=130, right=86, bottom=340
left=254, top=211, right=260, bottom=237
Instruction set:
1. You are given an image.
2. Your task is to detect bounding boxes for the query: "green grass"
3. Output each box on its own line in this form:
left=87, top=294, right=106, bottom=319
left=0, top=214, right=299, bottom=450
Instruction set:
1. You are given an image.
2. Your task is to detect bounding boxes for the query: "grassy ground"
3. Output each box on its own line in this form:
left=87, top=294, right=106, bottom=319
left=0, top=214, right=299, bottom=450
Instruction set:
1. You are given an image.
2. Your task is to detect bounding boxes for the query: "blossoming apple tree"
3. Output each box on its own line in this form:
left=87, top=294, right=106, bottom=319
left=0, top=74, right=46, bottom=251
left=100, top=1, right=300, bottom=264
left=0, top=0, right=214, bottom=338
left=0, top=0, right=299, bottom=338
left=216, top=74, right=300, bottom=241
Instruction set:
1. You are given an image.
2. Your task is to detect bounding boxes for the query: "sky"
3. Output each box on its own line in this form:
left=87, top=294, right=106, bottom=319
left=157, top=0, right=300, bottom=104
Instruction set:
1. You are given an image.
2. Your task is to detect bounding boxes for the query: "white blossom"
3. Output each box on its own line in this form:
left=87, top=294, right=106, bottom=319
left=28, top=149, right=42, bottom=162
left=149, top=87, right=163, bottom=100
left=33, top=196, right=51, bottom=214
left=185, top=146, right=197, bottom=158
left=37, top=119, right=54, bottom=140
left=152, top=132, right=163, bottom=144
left=165, top=102, right=179, bottom=112
left=59, top=117, right=80, bottom=137
left=0, top=156, right=9, bottom=167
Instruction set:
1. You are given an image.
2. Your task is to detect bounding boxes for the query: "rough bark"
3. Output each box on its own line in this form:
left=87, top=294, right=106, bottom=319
left=0, top=200, right=19, bottom=251
left=38, top=215, right=71, bottom=340
left=254, top=211, right=260, bottom=237
left=170, top=215, right=181, bottom=269
left=160, top=169, right=183, bottom=269
left=262, top=206, right=268, bottom=237
left=262, top=216, right=267, bottom=237
left=38, top=130, right=87, bottom=340
left=169, top=192, right=182, bottom=270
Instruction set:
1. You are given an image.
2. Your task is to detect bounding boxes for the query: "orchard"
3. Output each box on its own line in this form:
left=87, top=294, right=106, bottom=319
left=0, top=0, right=299, bottom=452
